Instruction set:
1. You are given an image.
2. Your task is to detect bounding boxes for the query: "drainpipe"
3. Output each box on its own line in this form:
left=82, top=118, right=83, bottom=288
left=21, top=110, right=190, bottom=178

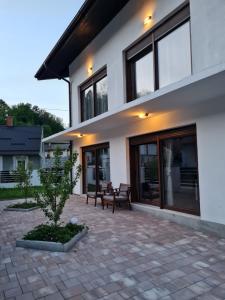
left=43, top=64, right=73, bottom=193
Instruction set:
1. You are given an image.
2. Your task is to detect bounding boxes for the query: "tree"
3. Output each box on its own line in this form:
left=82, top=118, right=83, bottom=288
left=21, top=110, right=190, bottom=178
left=0, top=100, right=64, bottom=137
left=9, top=103, right=64, bottom=137
left=36, top=148, right=81, bottom=226
left=0, top=99, right=9, bottom=125
left=14, top=162, right=33, bottom=202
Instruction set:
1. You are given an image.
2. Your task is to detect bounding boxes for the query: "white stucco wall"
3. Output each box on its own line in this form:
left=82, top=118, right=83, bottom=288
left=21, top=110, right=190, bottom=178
left=197, top=112, right=225, bottom=225
left=72, top=99, right=225, bottom=225
left=190, top=0, right=225, bottom=73
left=69, top=0, right=225, bottom=226
left=69, top=0, right=185, bottom=127
left=69, top=0, right=225, bottom=128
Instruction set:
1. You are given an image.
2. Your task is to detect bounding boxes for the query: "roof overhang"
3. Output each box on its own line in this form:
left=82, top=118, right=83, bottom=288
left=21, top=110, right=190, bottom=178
left=42, top=63, right=225, bottom=144
left=35, top=0, right=130, bottom=80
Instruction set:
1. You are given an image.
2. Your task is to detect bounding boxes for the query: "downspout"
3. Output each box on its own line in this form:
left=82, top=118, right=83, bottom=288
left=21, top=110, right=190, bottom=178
left=43, top=64, right=73, bottom=193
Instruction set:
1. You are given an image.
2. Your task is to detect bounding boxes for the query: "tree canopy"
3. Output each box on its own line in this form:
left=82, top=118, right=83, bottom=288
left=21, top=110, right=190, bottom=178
left=0, top=99, right=64, bottom=137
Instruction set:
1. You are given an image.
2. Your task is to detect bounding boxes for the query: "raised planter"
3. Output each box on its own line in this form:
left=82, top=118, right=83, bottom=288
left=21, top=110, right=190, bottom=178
left=4, top=206, right=39, bottom=212
left=16, top=226, right=88, bottom=252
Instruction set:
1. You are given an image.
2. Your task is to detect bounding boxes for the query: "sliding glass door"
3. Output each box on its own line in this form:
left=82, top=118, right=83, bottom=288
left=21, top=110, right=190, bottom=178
left=138, top=142, right=160, bottom=206
left=162, top=135, right=199, bottom=213
left=83, top=143, right=110, bottom=193
left=130, top=126, right=200, bottom=215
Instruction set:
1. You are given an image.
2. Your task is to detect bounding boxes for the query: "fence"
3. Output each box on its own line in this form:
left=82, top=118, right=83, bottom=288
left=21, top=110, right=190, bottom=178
left=0, top=170, right=40, bottom=188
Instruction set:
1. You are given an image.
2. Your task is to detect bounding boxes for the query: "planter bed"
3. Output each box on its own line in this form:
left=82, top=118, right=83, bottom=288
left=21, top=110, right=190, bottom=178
left=16, top=224, right=88, bottom=252
left=4, top=202, right=39, bottom=212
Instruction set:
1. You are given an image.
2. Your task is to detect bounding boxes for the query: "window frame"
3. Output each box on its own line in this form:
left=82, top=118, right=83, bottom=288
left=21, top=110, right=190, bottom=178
left=80, top=67, right=108, bottom=122
left=125, top=1, right=191, bottom=102
left=82, top=142, right=110, bottom=193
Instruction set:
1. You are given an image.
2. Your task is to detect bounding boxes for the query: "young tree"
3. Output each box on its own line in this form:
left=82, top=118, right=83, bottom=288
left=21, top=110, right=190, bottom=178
left=36, top=148, right=81, bottom=227
left=14, top=162, right=33, bottom=202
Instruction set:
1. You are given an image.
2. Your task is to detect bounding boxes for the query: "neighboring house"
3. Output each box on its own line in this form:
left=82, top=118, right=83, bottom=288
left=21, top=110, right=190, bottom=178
left=36, top=0, right=225, bottom=231
left=42, top=143, right=70, bottom=168
left=0, top=117, right=42, bottom=187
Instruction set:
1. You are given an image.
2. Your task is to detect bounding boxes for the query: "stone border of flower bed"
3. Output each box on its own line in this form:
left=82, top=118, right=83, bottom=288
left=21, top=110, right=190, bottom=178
left=16, top=226, right=88, bottom=252
left=4, top=207, right=39, bottom=212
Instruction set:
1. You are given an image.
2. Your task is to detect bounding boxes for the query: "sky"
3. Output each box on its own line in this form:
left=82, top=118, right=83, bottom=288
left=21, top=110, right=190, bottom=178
left=0, top=0, right=85, bottom=127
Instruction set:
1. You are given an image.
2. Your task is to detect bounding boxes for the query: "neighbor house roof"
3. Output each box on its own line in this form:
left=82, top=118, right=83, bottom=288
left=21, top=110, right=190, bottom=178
left=35, top=0, right=130, bottom=80
left=0, top=126, right=42, bottom=155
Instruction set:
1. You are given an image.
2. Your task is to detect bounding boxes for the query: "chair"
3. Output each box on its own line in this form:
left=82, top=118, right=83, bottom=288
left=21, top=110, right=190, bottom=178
left=86, top=182, right=112, bottom=207
left=102, top=183, right=132, bottom=213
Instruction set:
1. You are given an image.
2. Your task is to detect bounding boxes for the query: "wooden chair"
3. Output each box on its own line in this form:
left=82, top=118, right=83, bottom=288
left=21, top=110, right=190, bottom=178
left=102, top=183, right=132, bottom=213
left=86, top=182, right=112, bottom=207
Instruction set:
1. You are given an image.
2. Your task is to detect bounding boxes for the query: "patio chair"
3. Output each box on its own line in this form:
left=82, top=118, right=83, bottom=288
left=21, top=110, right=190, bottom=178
left=86, top=182, right=113, bottom=207
left=102, top=183, right=132, bottom=213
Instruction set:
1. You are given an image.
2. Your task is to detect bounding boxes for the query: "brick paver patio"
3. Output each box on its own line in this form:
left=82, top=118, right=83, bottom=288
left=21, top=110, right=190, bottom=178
left=1, top=196, right=225, bottom=300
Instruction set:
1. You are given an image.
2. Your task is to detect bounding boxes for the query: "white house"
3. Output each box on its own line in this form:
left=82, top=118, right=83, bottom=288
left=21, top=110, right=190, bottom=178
left=36, top=0, right=225, bottom=235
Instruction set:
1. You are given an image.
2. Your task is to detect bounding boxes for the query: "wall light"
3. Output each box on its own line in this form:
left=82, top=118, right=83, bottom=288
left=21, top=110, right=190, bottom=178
left=88, top=66, right=93, bottom=74
left=138, top=113, right=150, bottom=119
left=144, top=15, right=152, bottom=25
left=77, top=134, right=84, bottom=138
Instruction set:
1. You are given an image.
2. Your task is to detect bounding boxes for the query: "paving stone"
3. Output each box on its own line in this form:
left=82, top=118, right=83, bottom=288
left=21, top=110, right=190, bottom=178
left=0, top=196, right=225, bottom=300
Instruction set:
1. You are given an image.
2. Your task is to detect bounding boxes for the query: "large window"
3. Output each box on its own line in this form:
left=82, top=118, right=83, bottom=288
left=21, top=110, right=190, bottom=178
left=80, top=67, right=108, bottom=122
left=82, top=143, right=110, bottom=193
left=130, top=125, right=200, bottom=216
left=126, top=2, right=191, bottom=102
left=158, top=22, right=191, bottom=88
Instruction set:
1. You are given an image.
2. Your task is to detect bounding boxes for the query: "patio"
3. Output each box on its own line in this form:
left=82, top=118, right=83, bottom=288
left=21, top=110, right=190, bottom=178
left=0, top=196, right=225, bottom=300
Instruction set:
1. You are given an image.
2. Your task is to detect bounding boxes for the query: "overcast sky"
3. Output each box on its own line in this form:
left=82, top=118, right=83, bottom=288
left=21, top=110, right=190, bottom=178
left=0, top=0, right=85, bottom=127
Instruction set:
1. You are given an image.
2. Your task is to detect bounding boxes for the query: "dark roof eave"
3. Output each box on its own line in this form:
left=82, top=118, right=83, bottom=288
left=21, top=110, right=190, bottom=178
left=35, top=0, right=130, bottom=80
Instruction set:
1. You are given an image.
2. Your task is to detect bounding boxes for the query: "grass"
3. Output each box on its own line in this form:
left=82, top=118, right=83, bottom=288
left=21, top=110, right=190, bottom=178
left=0, top=186, right=42, bottom=200
left=7, top=202, right=39, bottom=209
left=23, top=223, right=85, bottom=244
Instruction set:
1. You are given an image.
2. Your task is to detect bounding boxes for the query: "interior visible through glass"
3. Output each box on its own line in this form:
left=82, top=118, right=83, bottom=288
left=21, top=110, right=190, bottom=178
left=96, top=77, right=108, bottom=116
left=84, top=150, right=96, bottom=192
left=158, top=21, right=191, bottom=88
left=98, top=147, right=110, bottom=187
left=84, top=146, right=110, bottom=193
left=139, top=142, right=160, bottom=206
left=162, top=135, right=199, bottom=213
left=82, top=86, right=94, bottom=121
left=135, top=51, right=154, bottom=98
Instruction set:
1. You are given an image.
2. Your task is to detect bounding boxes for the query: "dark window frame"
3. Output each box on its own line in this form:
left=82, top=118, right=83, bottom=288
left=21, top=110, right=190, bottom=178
left=80, top=66, right=108, bottom=122
left=125, top=1, right=190, bottom=102
left=129, top=124, right=200, bottom=216
left=82, top=142, right=110, bottom=193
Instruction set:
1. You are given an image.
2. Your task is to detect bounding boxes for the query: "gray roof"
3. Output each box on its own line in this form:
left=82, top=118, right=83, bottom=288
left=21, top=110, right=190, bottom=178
left=44, top=143, right=70, bottom=152
left=0, top=126, right=42, bottom=155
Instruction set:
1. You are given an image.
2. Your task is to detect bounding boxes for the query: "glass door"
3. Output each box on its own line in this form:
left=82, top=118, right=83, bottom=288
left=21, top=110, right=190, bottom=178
left=138, top=142, right=160, bottom=206
left=130, top=125, right=200, bottom=215
left=161, top=135, right=200, bottom=214
left=84, top=150, right=96, bottom=192
left=83, top=143, right=110, bottom=193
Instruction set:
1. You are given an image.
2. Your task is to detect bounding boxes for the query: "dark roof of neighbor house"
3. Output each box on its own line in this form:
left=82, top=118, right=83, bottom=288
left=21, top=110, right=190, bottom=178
left=0, top=126, right=42, bottom=155
left=35, top=0, right=130, bottom=80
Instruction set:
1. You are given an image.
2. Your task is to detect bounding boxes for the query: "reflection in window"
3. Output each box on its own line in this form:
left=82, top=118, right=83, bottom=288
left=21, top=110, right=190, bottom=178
left=135, top=51, right=154, bottom=98
left=82, top=86, right=94, bottom=121
left=96, top=77, right=108, bottom=116
left=162, top=135, right=199, bottom=213
left=158, top=22, right=191, bottom=88
left=80, top=68, right=108, bottom=122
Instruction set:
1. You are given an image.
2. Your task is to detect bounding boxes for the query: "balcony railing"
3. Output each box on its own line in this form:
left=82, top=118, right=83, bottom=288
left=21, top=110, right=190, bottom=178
left=0, top=171, right=17, bottom=183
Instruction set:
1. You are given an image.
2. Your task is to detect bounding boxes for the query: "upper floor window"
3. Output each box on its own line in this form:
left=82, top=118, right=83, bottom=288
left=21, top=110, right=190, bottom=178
left=80, top=67, right=108, bottom=122
left=126, top=2, right=191, bottom=102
